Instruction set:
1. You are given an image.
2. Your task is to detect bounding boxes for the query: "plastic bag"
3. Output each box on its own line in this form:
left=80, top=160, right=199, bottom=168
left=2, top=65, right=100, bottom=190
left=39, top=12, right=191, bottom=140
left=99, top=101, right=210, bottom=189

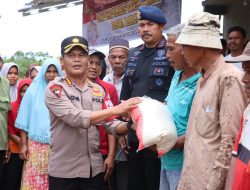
left=131, top=97, right=177, bottom=157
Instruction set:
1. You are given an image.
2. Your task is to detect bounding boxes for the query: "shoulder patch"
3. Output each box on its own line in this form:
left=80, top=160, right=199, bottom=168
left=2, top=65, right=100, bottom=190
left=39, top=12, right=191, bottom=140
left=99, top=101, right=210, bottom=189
left=49, top=84, right=63, bottom=98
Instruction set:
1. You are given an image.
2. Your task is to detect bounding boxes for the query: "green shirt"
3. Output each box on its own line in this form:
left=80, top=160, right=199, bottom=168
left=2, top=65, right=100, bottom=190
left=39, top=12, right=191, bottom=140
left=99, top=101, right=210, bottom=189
left=161, top=71, right=201, bottom=170
left=0, top=76, right=11, bottom=150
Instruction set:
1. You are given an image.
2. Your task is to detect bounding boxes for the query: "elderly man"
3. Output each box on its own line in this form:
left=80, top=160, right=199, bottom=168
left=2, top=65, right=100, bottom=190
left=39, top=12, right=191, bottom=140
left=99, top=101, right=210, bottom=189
left=104, top=38, right=129, bottom=99
left=160, top=24, right=201, bottom=190
left=103, top=38, right=130, bottom=190
left=175, top=12, right=247, bottom=189
left=120, top=5, right=174, bottom=190
left=225, top=41, right=250, bottom=190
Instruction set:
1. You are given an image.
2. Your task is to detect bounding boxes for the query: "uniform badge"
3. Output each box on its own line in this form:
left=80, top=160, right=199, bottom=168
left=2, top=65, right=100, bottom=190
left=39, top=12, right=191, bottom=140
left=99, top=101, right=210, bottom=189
left=153, top=67, right=164, bottom=75
left=133, top=51, right=140, bottom=56
left=49, top=84, right=63, bottom=98
left=155, top=78, right=163, bottom=86
left=157, top=50, right=165, bottom=57
left=92, top=87, right=103, bottom=97
left=136, top=11, right=141, bottom=20
left=72, top=37, right=79, bottom=43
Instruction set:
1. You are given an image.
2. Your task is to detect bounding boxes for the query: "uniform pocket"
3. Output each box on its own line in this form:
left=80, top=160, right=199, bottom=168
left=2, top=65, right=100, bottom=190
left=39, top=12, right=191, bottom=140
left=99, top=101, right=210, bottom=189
left=148, top=66, right=170, bottom=90
left=195, top=108, right=219, bottom=138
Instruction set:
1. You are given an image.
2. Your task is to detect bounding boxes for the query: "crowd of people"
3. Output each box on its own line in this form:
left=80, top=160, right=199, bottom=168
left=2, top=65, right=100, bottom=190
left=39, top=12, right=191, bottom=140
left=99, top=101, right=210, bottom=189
left=0, top=4, right=250, bottom=190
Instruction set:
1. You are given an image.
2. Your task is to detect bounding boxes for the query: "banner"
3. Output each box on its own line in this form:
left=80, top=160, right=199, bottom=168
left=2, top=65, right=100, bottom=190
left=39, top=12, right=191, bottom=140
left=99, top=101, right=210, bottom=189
left=82, top=0, right=181, bottom=47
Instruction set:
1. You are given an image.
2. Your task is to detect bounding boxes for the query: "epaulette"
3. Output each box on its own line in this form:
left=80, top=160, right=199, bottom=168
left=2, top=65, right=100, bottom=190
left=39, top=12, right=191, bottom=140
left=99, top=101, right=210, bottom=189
left=64, top=77, right=73, bottom=86
left=86, top=78, right=94, bottom=87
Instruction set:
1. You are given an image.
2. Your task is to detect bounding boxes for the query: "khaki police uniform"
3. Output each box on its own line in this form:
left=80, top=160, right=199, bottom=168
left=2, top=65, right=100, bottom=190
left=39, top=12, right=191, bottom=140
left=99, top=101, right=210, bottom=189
left=45, top=76, right=122, bottom=179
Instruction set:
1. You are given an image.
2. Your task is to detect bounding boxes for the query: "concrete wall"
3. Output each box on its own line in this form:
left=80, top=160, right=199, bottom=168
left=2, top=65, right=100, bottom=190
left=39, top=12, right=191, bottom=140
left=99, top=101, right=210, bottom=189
left=223, top=2, right=250, bottom=40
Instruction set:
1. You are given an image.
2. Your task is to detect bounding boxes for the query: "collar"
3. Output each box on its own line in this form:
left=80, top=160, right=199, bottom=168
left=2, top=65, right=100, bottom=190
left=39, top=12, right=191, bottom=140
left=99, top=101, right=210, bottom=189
left=112, top=72, right=124, bottom=82
left=201, top=55, right=224, bottom=79
left=140, top=36, right=167, bottom=50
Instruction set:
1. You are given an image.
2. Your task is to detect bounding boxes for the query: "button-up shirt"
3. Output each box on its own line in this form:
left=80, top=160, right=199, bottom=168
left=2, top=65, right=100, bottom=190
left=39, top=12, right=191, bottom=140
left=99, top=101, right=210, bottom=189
left=103, top=72, right=124, bottom=101
left=45, top=77, right=122, bottom=178
left=178, top=56, right=247, bottom=190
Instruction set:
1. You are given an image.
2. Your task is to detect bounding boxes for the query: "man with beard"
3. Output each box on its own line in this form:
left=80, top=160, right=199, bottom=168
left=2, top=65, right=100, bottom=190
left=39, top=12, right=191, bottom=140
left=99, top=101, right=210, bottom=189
left=120, top=5, right=174, bottom=190
left=103, top=39, right=130, bottom=190
left=225, top=26, right=247, bottom=71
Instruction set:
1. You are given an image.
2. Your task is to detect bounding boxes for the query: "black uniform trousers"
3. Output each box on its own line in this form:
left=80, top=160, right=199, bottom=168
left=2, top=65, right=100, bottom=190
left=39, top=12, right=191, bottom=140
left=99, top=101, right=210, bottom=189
left=127, top=142, right=161, bottom=190
left=49, top=173, right=104, bottom=190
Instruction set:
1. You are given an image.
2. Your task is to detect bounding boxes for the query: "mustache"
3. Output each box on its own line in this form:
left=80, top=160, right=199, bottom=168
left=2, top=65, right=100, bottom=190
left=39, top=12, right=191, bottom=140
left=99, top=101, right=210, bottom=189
left=113, top=65, right=123, bottom=69
left=142, top=33, right=152, bottom=37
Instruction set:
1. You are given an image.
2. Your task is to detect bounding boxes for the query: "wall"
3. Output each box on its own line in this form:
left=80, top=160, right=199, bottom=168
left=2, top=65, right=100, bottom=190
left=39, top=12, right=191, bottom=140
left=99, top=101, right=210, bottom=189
left=223, top=2, right=250, bottom=40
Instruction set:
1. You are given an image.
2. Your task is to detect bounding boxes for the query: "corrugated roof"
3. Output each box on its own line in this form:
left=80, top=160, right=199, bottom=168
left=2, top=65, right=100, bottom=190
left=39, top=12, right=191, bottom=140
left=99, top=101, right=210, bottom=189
left=19, top=0, right=83, bottom=16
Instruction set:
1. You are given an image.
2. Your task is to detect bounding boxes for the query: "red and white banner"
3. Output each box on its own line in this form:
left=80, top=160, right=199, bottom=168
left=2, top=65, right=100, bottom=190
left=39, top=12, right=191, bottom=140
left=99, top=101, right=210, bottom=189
left=82, top=0, right=181, bottom=47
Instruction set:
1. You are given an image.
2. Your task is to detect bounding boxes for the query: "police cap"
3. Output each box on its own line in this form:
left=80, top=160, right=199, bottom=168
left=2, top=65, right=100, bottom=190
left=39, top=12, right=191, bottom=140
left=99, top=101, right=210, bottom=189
left=61, top=36, right=88, bottom=56
left=137, top=6, right=166, bottom=25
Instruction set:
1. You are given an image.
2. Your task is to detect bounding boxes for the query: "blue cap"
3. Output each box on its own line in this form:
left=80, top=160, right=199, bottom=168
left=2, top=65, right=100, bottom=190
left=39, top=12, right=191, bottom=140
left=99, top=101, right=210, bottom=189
left=138, top=6, right=166, bottom=25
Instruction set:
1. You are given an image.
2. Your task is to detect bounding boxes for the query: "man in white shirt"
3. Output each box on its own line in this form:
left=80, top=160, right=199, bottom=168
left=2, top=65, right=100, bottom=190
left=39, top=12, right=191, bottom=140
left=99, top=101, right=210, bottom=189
left=103, top=39, right=130, bottom=190
left=224, top=26, right=247, bottom=71
left=103, top=39, right=129, bottom=100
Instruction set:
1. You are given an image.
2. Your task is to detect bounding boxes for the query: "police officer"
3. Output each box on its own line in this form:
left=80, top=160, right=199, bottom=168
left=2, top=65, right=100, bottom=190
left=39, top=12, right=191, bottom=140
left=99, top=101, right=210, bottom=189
left=120, top=6, right=175, bottom=190
left=45, top=36, right=141, bottom=190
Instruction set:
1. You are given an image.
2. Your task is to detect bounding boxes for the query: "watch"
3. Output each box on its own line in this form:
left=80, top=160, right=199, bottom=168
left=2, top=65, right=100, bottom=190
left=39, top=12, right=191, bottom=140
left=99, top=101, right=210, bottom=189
left=127, top=120, right=133, bottom=130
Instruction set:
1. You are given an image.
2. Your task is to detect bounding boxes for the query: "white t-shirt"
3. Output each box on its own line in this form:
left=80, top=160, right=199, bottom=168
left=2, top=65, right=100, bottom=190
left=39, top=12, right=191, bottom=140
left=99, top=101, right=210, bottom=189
left=224, top=54, right=243, bottom=72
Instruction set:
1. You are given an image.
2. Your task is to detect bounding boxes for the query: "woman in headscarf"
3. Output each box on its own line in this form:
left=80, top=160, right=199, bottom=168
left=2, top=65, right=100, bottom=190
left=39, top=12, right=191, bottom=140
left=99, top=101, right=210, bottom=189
left=26, top=64, right=41, bottom=80
left=0, top=62, right=19, bottom=102
left=15, top=58, right=62, bottom=190
left=2, top=78, right=32, bottom=190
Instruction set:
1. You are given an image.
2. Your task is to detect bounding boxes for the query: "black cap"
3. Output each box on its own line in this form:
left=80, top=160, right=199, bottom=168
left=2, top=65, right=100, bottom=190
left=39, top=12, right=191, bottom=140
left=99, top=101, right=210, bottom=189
left=61, top=36, right=88, bottom=55
left=89, top=49, right=105, bottom=59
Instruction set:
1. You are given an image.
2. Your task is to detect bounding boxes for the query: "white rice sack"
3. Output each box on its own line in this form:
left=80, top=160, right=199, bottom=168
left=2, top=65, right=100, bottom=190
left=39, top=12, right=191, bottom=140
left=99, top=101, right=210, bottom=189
left=131, top=97, right=177, bottom=157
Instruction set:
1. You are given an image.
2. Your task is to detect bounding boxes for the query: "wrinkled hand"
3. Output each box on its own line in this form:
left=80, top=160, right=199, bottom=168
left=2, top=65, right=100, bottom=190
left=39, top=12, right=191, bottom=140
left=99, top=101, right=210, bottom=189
left=104, top=156, right=114, bottom=180
left=19, top=143, right=29, bottom=161
left=114, top=97, right=142, bottom=116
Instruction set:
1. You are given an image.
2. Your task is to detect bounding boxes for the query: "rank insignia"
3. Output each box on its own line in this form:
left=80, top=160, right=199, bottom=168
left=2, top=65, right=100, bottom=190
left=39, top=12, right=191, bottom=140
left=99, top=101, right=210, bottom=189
left=92, top=87, right=103, bottom=97
left=50, top=84, right=63, bottom=98
left=65, top=77, right=72, bottom=86
left=72, top=37, right=79, bottom=43
left=136, top=11, right=141, bottom=20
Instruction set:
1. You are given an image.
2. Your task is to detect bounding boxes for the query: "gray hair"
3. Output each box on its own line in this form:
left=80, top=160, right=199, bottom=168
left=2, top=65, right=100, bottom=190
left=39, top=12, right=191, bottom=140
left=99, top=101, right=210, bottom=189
left=166, top=23, right=185, bottom=38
